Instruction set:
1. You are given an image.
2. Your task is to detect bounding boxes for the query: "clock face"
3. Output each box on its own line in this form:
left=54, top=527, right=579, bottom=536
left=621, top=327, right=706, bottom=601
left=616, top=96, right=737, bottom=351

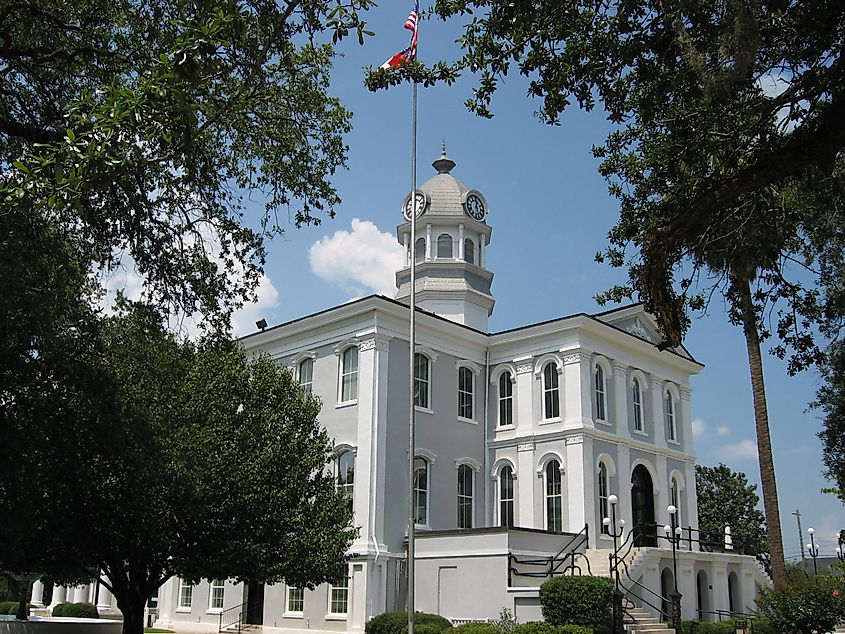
left=403, top=191, right=427, bottom=220
left=465, top=193, right=485, bottom=220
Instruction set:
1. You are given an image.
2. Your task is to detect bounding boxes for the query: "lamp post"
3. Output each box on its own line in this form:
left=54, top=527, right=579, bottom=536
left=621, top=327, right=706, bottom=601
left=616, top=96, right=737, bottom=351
left=807, top=527, right=819, bottom=575
left=664, top=505, right=682, bottom=633
left=605, top=494, right=625, bottom=634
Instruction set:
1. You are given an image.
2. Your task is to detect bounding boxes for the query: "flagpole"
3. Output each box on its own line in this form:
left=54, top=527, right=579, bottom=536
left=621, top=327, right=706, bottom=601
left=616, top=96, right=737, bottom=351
left=407, top=8, right=419, bottom=634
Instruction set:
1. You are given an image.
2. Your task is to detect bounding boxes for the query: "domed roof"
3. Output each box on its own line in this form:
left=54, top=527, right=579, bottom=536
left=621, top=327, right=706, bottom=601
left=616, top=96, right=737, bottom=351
left=417, top=149, right=473, bottom=216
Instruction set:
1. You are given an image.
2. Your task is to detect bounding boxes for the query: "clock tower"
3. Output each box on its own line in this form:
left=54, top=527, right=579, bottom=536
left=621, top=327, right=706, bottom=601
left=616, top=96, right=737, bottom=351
left=395, top=148, right=495, bottom=332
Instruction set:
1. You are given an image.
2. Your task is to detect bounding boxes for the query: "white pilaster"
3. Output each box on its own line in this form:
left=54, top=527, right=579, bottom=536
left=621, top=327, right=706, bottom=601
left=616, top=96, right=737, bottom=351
left=617, top=444, right=633, bottom=539
left=96, top=578, right=115, bottom=615
left=613, top=363, right=630, bottom=438
left=651, top=380, right=667, bottom=448
left=403, top=233, right=409, bottom=266
left=677, top=563, right=696, bottom=620
left=353, top=334, right=391, bottom=555
left=565, top=435, right=587, bottom=532
left=30, top=579, right=44, bottom=607
left=458, top=225, right=465, bottom=260
left=685, top=460, right=700, bottom=550
left=425, top=224, right=432, bottom=260
left=563, top=352, right=592, bottom=428
left=517, top=442, right=535, bottom=528
left=514, top=358, right=534, bottom=432
left=480, top=234, right=486, bottom=268
left=154, top=577, right=176, bottom=630
left=349, top=561, right=367, bottom=632
left=710, top=562, right=730, bottom=618
left=680, top=388, right=693, bottom=451
left=656, top=454, right=670, bottom=528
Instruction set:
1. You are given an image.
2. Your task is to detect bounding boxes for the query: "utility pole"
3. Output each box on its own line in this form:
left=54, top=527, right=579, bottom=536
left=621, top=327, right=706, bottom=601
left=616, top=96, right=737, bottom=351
left=793, top=509, right=805, bottom=561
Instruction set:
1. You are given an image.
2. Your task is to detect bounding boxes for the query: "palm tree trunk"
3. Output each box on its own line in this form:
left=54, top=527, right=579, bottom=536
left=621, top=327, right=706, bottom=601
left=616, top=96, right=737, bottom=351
left=737, top=276, right=787, bottom=588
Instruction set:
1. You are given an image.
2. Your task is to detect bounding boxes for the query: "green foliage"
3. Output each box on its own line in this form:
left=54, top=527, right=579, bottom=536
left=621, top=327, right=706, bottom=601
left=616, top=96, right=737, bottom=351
left=540, top=576, right=613, bottom=630
left=495, top=608, right=518, bottom=634
left=0, top=601, right=16, bottom=614
left=756, top=574, right=845, bottom=634
left=695, top=464, right=768, bottom=567
left=511, top=623, right=592, bottom=634
left=558, top=627, right=592, bottom=634
left=52, top=602, right=74, bottom=617
left=680, top=620, right=736, bottom=634
left=58, top=602, right=100, bottom=619
left=365, top=611, right=453, bottom=634
left=816, top=340, right=845, bottom=502
left=454, top=623, right=501, bottom=634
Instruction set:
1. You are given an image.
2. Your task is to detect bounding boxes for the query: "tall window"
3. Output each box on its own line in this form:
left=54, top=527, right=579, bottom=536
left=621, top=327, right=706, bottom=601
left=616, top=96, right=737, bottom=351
left=209, top=579, right=224, bottom=610
left=286, top=586, right=304, bottom=614
left=340, top=347, right=358, bottom=402
left=298, top=358, right=313, bottom=393
left=457, top=465, right=473, bottom=528
left=666, top=392, right=677, bottom=441
left=498, top=372, right=513, bottom=426
left=336, top=450, right=355, bottom=512
left=543, top=363, right=560, bottom=419
left=458, top=366, right=474, bottom=420
left=632, top=377, right=643, bottom=432
left=545, top=460, right=562, bottom=532
left=414, top=237, right=425, bottom=262
left=499, top=466, right=514, bottom=527
left=328, top=566, right=349, bottom=615
left=598, top=462, right=610, bottom=535
left=594, top=364, right=607, bottom=421
left=437, top=233, right=453, bottom=258
left=414, top=457, right=429, bottom=525
left=178, top=579, right=192, bottom=609
left=464, top=238, right=475, bottom=264
left=670, top=478, right=681, bottom=527
left=414, top=353, right=431, bottom=409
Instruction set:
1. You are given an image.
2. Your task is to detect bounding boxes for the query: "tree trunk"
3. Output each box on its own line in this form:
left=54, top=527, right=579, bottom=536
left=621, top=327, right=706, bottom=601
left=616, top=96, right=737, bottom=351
left=737, top=276, right=787, bottom=588
left=115, top=589, right=147, bottom=634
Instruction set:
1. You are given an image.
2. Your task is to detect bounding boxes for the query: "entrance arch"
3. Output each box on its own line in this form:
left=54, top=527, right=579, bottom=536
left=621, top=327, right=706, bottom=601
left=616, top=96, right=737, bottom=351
left=631, top=464, right=656, bottom=546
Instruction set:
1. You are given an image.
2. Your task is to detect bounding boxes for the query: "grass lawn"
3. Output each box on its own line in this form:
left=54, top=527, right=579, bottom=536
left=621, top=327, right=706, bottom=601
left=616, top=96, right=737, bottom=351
left=143, top=629, right=174, bottom=633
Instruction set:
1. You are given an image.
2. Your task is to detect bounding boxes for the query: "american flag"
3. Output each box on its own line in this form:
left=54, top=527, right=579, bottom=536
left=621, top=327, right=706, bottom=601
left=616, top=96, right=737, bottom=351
left=381, top=3, right=420, bottom=69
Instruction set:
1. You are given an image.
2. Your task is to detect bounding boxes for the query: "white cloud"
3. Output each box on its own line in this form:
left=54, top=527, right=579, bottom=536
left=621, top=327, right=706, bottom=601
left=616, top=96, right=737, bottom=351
left=716, top=425, right=731, bottom=437
left=231, top=273, right=279, bottom=337
left=692, top=418, right=707, bottom=439
left=309, top=219, right=404, bottom=297
left=716, top=439, right=759, bottom=463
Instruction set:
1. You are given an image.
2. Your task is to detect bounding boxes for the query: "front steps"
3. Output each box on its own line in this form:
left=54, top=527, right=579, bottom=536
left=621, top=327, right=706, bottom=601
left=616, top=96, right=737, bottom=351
left=623, top=607, right=674, bottom=634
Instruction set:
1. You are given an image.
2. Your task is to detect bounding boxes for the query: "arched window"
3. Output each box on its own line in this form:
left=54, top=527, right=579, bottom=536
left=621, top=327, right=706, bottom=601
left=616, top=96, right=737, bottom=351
left=595, top=364, right=607, bottom=421
left=670, top=477, right=681, bottom=528
left=464, top=238, right=475, bottom=264
left=414, top=457, right=429, bottom=525
left=498, top=372, right=513, bottom=426
left=598, top=462, right=610, bottom=535
left=414, top=353, right=431, bottom=409
left=545, top=460, right=562, bottom=532
left=298, top=357, right=313, bottom=394
left=543, top=363, right=560, bottom=419
left=632, top=377, right=643, bottom=432
left=499, top=466, right=514, bottom=527
left=336, top=450, right=355, bottom=512
left=437, top=233, right=453, bottom=259
left=666, top=392, right=677, bottom=441
left=340, top=346, right=358, bottom=402
left=457, top=465, right=473, bottom=528
left=414, top=237, right=425, bottom=262
left=458, top=366, right=474, bottom=420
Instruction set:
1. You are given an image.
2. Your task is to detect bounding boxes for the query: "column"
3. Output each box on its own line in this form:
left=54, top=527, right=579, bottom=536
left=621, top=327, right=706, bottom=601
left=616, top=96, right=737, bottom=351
left=353, top=334, right=391, bottom=555
left=656, top=454, right=669, bottom=528
left=517, top=442, right=535, bottom=528
left=30, top=579, right=45, bottom=607
left=48, top=585, right=67, bottom=610
left=565, top=435, right=587, bottom=532
left=96, top=579, right=114, bottom=615
left=349, top=561, right=367, bottom=631
left=458, top=224, right=465, bottom=260
left=684, top=460, right=700, bottom=550
left=403, top=232, right=409, bottom=266
left=612, top=363, right=630, bottom=438
left=679, top=388, right=693, bottom=451
left=651, top=380, right=667, bottom=448
left=425, top=224, right=432, bottom=260
left=154, top=577, right=177, bottom=630
left=514, top=358, right=534, bottom=432
left=480, top=234, right=486, bottom=268
left=563, top=352, right=592, bottom=429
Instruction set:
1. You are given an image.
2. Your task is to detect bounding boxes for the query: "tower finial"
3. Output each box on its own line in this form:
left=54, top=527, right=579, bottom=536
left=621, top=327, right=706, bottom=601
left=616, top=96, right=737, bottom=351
left=442, top=139, right=447, bottom=156
left=432, top=143, right=455, bottom=174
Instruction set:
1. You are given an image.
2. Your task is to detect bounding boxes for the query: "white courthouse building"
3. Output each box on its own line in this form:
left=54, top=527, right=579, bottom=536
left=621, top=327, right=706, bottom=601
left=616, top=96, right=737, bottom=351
left=151, top=151, right=768, bottom=632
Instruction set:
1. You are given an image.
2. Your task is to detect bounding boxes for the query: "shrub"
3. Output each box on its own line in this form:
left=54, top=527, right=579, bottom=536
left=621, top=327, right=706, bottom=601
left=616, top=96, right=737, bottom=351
left=62, top=602, right=100, bottom=619
left=366, top=611, right=453, bottom=634
left=558, top=626, right=592, bottom=634
left=757, top=574, right=845, bottom=634
left=680, top=621, right=735, bottom=634
left=454, top=623, right=501, bottom=634
left=0, top=601, right=16, bottom=614
left=512, top=622, right=559, bottom=634
left=52, top=602, right=73, bottom=617
left=540, top=576, right=613, bottom=630
left=747, top=618, right=772, bottom=634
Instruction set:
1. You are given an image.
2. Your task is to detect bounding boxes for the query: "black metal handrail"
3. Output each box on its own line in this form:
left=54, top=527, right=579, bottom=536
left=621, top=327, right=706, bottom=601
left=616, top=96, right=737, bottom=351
left=609, top=521, right=672, bottom=622
left=508, top=524, right=591, bottom=583
left=218, top=602, right=246, bottom=632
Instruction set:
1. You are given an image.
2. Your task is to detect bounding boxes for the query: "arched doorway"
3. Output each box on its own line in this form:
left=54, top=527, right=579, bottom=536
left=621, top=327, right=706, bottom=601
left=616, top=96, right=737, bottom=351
left=728, top=571, right=740, bottom=614
left=660, top=568, right=674, bottom=621
left=697, top=570, right=710, bottom=621
left=631, top=464, right=656, bottom=546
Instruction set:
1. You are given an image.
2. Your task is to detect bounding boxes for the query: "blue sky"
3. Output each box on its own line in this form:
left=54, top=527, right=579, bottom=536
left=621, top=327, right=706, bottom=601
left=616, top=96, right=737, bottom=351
left=225, top=5, right=843, bottom=560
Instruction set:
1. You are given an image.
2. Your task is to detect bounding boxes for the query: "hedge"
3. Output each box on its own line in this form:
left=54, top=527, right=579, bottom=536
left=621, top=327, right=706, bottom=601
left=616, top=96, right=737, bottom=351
left=540, top=576, right=613, bottom=631
left=453, top=623, right=502, bottom=634
left=511, top=623, right=592, bottom=634
left=365, top=611, right=453, bottom=634
left=52, top=602, right=99, bottom=618
left=1, top=602, right=34, bottom=615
